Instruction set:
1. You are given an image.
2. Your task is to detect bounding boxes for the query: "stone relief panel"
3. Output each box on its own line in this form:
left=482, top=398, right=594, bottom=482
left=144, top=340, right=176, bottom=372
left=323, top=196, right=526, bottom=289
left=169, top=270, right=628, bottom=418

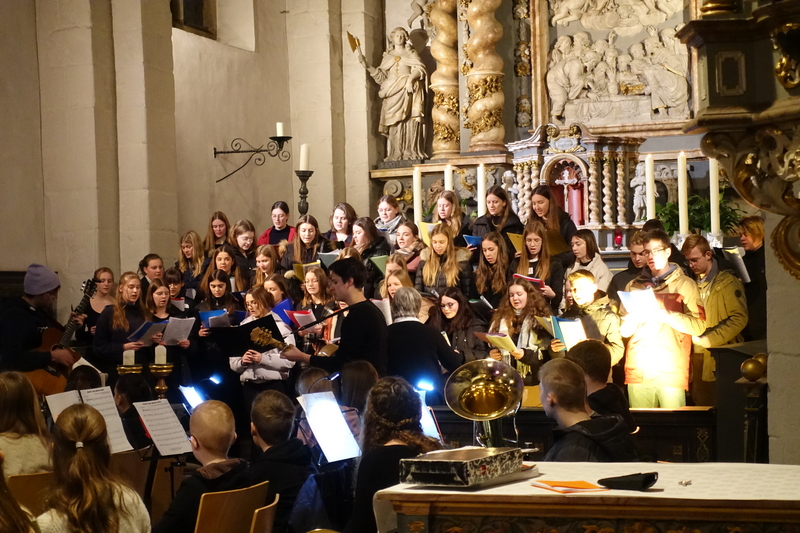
left=549, top=0, right=683, bottom=36
left=545, top=27, right=690, bottom=128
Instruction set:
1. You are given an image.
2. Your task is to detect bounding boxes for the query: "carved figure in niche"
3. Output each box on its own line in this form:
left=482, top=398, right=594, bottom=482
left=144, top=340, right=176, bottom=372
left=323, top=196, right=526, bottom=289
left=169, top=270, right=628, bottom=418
left=629, top=162, right=657, bottom=221
left=358, top=28, right=428, bottom=162
left=515, top=41, right=532, bottom=77
left=502, top=170, right=520, bottom=213
left=545, top=36, right=586, bottom=123
left=641, top=34, right=689, bottom=117
left=516, top=95, right=532, bottom=128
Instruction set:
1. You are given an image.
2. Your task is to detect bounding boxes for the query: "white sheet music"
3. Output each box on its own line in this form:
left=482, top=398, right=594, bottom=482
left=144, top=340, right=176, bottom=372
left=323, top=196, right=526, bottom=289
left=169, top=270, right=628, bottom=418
left=45, top=390, right=81, bottom=419
left=133, top=399, right=192, bottom=456
left=79, top=387, right=133, bottom=454
left=300, top=391, right=360, bottom=462
left=163, top=317, right=196, bottom=345
left=127, top=321, right=168, bottom=347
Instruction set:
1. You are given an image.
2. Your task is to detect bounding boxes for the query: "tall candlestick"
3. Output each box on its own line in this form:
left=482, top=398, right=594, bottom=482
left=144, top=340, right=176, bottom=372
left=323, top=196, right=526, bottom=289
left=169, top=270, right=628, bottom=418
left=677, top=151, right=689, bottom=235
left=413, top=166, right=423, bottom=225
left=276, top=122, right=284, bottom=137
left=477, top=164, right=487, bottom=216
left=645, top=154, right=656, bottom=220
left=298, top=144, right=310, bottom=171
left=155, top=345, right=167, bottom=365
left=123, top=350, right=135, bottom=366
left=444, top=164, right=454, bottom=191
left=709, top=158, right=720, bottom=235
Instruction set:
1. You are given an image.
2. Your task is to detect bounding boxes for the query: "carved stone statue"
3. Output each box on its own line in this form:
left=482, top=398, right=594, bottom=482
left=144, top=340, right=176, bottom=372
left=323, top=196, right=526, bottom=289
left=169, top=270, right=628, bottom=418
left=359, top=27, right=428, bottom=162
left=501, top=170, right=520, bottom=212
left=641, top=34, right=689, bottom=117
left=630, top=162, right=648, bottom=221
left=545, top=35, right=586, bottom=123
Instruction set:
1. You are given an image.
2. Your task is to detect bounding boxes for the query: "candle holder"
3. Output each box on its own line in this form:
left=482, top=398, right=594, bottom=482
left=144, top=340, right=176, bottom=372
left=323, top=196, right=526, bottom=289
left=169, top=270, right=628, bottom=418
left=295, top=170, right=314, bottom=217
left=705, top=231, right=724, bottom=249
left=149, top=363, right=174, bottom=400
left=117, top=364, right=143, bottom=376
left=213, top=137, right=292, bottom=183
left=673, top=233, right=691, bottom=249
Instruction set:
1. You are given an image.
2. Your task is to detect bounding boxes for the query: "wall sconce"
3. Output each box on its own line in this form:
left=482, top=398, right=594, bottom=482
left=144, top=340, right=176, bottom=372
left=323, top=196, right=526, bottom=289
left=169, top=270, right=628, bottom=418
left=213, top=136, right=292, bottom=183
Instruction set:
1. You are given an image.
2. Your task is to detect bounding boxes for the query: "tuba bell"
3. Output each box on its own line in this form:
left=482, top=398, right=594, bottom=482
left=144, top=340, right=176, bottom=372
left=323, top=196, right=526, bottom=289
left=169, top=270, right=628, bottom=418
left=444, top=359, right=524, bottom=448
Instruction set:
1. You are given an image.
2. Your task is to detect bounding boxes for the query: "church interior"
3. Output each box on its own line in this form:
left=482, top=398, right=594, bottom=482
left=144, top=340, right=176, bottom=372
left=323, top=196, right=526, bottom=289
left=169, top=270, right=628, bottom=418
left=2, top=0, right=800, bottom=528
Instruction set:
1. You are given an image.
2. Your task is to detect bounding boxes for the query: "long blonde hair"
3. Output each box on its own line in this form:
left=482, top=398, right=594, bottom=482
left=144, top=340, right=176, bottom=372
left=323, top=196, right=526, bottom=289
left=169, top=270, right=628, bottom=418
left=0, top=372, right=48, bottom=446
left=254, top=244, right=278, bottom=288
left=422, top=224, right=460, bottom=288
left=178, top=230, right=204, bottom=276
left=48, top=404, right=129, bottom=533
left=475, top=231, right=509, bottom=295
left=432, top=190, right=464, bottom=236
left=111, top=272, right=139, bottom=331
left=517, top=220, right=551, bottom=281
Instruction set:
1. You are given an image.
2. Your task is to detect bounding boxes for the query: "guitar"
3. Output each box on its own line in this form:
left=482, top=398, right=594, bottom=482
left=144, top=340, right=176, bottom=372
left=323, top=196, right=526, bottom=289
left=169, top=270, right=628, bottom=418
left=26, top=279, right=98, bottom=396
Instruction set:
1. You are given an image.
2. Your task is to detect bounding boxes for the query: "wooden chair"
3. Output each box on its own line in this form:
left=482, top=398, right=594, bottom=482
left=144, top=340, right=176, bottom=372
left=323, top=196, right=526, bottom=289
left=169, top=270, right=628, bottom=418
left=7, top=471, right=55, bottom=516
left=249, top=494, right=280, bottom=533
left=109, top=449, right=150, bottom=497
left=193, top=480, right=270, bottom=533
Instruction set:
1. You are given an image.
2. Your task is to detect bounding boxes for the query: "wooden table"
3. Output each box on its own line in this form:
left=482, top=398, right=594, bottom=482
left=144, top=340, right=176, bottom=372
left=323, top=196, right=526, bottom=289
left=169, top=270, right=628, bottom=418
left=376, top=462, right=800, bottom=533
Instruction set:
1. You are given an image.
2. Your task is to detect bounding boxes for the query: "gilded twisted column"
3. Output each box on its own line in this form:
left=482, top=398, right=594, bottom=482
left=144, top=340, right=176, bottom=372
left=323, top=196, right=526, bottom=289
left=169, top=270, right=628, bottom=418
left=602, top=153, right=614, bottom=226
left=616, top=152, right=627, bottom=226
left=588, top=154, right=601, bottom=226
left=465, top=0, right=505, bottom=152
left=516, top=162, right=532, bottom=224
left=430, top=0, right=460, bottom=159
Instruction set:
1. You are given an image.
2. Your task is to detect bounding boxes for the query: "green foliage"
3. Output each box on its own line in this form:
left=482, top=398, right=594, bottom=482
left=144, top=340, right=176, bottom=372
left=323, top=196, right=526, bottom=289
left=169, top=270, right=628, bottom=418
left=656, top=189, right=745, bottom=234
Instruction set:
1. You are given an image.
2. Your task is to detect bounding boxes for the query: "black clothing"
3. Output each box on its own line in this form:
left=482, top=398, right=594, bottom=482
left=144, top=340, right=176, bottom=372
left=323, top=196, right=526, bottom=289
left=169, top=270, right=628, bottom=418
left=75, top=302, right=104, bottom=344
left=249, top=439, right=316, bottom=533
left=415, top=249, right=474, bottom=298
left=445, top=317, right=489, bottom=362
left=510, top=256, right=565, bottom=312
left=588, top=384, right=636, bottom=432
left=742, top=245, right=767, bottom=341
left=607, top=265, right=640, bottom=311
left=310, top=300, right=388, bottom=376
left=120, top=406, right=153, bottom=450
left=270, top=225, right=292, bottom=245
left=92, top=303, right=146, bottom=373
left=544, top=414, right=639, bottom=462
left=344, top=445, right=418, bottom=533
left=233, top=248, right=256, bottom=279
left=387, top=320, right=463, bottom=394
left=322, top=230, right=352, bottom=246
left=279, top=240, right=335, bottom=275
left=153, top=458, right=250, bottom=533
left=0, top=297, right=57, bottom=371
left=359, top=237, right=392, bottom=299
left=471, top=211, right=525, bottom=262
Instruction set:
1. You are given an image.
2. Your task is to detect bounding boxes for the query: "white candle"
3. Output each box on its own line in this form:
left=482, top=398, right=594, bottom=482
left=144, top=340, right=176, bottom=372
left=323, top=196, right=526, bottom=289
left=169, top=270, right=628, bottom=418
left=123, top=350, right=135, bottom=366
left=678, top=151, right=689, bottom=235
left=444, top=164, right=454, bottom=191
left=155, top=345, right=167, bottom=365
left=413, top=166, right=423, bottom=225
left=298, top=143, right=310, bottom=171
left=477, top=164, right=487, bottom=217
left=276, top=122, right=284, bottom=137
left=709, top=158, right=720, bottom=235
left=645, top=154, right=656, bottom=220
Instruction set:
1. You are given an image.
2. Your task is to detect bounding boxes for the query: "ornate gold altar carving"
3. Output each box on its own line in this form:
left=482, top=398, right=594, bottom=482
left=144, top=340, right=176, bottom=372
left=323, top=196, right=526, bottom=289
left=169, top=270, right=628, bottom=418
left=772, top=23, right=800, bottom=90
left=544, top=124, right=586, bottom=154
left=514, top=41, right=531, bottom=77
left=430, top=0, right=460, bottom=158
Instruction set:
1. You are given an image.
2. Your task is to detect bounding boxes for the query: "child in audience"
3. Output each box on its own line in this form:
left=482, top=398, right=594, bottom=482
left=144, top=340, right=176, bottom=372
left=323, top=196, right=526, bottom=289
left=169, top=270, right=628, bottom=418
left=0, top=372, right=50, bottom=479
left=153, top=401, right=249, bottom=533
left=249, top=391, right=315, bottom=533
left=39, top=403, right=150, bottom=533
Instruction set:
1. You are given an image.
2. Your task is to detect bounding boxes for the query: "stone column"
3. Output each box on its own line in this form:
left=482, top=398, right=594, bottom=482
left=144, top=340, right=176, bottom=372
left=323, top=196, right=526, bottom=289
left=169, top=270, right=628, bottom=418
left=588, top=154, right=601, bottom=226
left=616, top=151, right=628, bottom=226
left=465, top=0, right=505, bottom=152
left=37, top=0, right=120, bottom=317
left=516, top=161, right=532, bottom=224
left=112, top=0, right=179, bottom=269
left=602, top=153, right=614, bottom=226
left=430, top=0, right=460, bottom=159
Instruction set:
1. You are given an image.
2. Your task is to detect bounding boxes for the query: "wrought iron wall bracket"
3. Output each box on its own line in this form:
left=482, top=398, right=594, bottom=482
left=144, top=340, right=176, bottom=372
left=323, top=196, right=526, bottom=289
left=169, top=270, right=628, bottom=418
left=213, top=137, right=292, bottom=182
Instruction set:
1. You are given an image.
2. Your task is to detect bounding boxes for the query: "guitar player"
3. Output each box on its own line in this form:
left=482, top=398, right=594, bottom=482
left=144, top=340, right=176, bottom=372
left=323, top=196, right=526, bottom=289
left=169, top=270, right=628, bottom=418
left=0, top=264, right=85, bottom=374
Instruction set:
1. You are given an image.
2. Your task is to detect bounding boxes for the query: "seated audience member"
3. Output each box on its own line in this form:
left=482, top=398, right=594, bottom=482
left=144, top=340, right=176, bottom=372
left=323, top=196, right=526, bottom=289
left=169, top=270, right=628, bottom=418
left=282, top=258, right=388, bottom=376
left=386, top=288, right=463, bottom=404
left=682, top=234, right=748, bottom=406
left=339, top=361, right=379, bottom=415
left=153, top=401, right=249, bottom=533
left=38, top=403, right=150, bottom=533
left=64, top=365, right=102, bottom=392
left=555, top=270, right=623, bottom=372
left=345, top=377, right=441, bottom=533
left=249, top=391, right=315, bottom=533
left=539, top=359, right=638, bottom=462
left=0, top=372, right=51, bottom=479
left=0, top=451, right=38, bottom=532
left=566, top=340, right=635, bottom=432
left=113, top=374, right=154, bottom=450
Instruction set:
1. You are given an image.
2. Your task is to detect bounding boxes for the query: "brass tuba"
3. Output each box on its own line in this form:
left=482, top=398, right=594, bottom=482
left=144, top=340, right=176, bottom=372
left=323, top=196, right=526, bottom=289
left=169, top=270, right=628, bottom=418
left=444, top=359, right=524, bottom=448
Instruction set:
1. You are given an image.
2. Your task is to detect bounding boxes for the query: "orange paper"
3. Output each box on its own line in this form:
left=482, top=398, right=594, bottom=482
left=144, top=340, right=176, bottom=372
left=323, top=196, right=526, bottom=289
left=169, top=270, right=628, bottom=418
left=531, top=480, right=609, bottom=493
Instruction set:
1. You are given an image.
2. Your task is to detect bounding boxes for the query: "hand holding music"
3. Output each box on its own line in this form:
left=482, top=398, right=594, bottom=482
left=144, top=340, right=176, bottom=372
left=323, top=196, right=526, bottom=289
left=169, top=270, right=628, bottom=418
left=550, top=338, right=566, bottom=352
left=540, top=284, right=556, bottom=299
left=177, top=339, right=190, bottom=349
left=151, top=332, right=164, bottom=344
left=199, top=325, right=210, bottom=337
left=511, top=348, right=525, bottom=360
left=123, top=341, right=145, bottom=351
left=489, top=349, right=502, bottom=361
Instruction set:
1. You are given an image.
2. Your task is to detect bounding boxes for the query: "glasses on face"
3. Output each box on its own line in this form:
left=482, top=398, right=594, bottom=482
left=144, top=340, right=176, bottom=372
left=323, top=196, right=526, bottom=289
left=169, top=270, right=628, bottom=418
left=239, top=236, right=254, bottom=243
left=642, top=247, right=668, bottom=257
left=440, top=302, right=456, bottom=310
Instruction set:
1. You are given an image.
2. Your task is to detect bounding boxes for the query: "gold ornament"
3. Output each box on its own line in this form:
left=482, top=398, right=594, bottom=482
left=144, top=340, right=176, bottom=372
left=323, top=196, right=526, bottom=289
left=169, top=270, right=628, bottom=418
left=741, top=358, right=765, bottom=381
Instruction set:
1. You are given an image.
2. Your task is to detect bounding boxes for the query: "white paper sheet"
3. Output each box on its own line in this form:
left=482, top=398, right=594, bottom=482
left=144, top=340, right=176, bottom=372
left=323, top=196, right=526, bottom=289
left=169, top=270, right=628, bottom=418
left=45, top=390, right=81, bottom=419
left=127, top=321, right=168, bottom=347
left=133, top=399, right=192, bottom=456
left=208, top=313, right=231, bottom=328
left=163, top=317, right=196, bottom=345
left=557, top=318, right=588, bottom=350
left=79, top=387, right=133, bottom=454
left=370, top=298, right=392, bottom=326
left=299, top=392, right=360, bottom=462
left=618, top=288, right=659, bottom=316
